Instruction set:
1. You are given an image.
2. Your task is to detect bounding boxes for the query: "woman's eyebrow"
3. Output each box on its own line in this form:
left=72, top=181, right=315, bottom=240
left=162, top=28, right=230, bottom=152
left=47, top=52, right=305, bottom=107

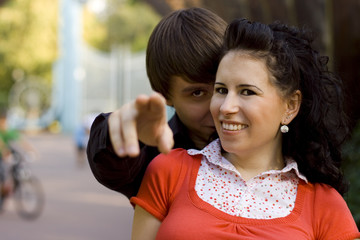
left=236, top=84, right=263, bottom=93
left=215, top=82, right=263, bottom=93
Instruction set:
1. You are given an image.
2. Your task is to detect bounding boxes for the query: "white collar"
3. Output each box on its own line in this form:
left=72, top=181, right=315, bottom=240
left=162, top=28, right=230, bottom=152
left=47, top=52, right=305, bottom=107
left=188, top=139, right=308, bottom=183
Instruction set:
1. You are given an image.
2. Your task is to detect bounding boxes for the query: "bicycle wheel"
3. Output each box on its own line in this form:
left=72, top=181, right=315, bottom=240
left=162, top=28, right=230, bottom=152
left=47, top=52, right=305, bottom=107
left=14, top=176, right=45, bottom=220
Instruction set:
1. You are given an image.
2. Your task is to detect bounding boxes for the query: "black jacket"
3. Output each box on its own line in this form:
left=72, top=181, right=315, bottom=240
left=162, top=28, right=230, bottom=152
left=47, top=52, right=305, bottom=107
left=87, top=112, right=196, bottom=199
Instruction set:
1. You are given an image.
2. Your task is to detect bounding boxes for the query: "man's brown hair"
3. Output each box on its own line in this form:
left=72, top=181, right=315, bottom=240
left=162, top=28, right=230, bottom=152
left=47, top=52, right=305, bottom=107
left=146, top=8, right=227, bottom=99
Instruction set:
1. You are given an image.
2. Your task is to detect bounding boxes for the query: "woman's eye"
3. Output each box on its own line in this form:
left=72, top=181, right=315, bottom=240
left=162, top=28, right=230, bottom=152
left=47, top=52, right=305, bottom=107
left=192, top=90, right=205, bottom=97
left=215, top=87, right=227, bottom=94
left=241, top=89, right=256, bottom=96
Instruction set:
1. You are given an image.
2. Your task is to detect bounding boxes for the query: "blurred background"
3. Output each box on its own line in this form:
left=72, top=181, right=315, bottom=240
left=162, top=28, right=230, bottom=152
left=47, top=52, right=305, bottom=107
left=0, top=0, right=359, bottom=239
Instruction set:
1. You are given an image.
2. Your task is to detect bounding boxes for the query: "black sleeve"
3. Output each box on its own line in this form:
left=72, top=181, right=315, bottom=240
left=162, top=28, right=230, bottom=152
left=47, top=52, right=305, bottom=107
left=86, top=113, right=160, bottom=199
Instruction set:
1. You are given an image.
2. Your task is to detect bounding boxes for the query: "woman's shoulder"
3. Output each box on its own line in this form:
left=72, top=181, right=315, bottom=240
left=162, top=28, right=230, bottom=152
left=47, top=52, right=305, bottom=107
left=301, top=182, right=360, bottom=238
left=301, top=182, right=353, bottom=217
left=147, top=148, right=199, bottom=176
left=303, top=182, right=343, bottom=203
left=306, top=182, right=341, bottom=198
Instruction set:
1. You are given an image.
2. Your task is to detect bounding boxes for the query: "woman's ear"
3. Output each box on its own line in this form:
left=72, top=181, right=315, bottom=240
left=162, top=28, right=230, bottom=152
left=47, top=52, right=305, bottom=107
left=282, top=90, right=302, bottom=124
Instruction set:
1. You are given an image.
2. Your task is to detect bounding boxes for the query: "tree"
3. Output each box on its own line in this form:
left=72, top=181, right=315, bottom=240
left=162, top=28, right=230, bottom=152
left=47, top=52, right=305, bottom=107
left=343, top=123, right=360, bottom=228
left=82, top=0, right=161, bottom=52
left=0, top=0, right=58, bottom=107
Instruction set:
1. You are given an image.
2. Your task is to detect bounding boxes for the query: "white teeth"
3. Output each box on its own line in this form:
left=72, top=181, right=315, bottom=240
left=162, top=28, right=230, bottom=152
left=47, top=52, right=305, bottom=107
left=222, top=122, right=247, bottom=131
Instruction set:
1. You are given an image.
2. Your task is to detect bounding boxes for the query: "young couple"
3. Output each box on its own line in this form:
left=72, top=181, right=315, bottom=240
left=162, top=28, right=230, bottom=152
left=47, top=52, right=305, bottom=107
left=87, top=8, right=360, bottom=240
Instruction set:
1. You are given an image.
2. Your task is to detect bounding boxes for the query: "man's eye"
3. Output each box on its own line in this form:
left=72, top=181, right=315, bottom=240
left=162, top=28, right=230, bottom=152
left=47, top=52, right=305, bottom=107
left=192, top=90, right=205, bottom=97
left=241, top=89, right=256, bottom=96
left=215, top=87, right=227, bottom=94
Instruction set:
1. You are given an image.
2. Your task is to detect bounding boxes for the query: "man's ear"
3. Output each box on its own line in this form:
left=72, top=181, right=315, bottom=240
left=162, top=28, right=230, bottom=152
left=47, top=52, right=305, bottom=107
left=166, top=99, right=173, bottom=107
left=282, top=90, right=302, bottom=124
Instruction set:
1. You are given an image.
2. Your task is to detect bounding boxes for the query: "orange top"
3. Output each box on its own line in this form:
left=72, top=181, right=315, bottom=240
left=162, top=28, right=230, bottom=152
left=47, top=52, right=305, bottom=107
left=131, top=149, right=360, bottom=240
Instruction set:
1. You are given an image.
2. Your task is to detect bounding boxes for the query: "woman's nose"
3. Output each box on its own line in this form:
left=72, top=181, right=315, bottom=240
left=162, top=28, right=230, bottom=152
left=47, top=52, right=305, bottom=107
left=220, top=94, right=239, bottom=115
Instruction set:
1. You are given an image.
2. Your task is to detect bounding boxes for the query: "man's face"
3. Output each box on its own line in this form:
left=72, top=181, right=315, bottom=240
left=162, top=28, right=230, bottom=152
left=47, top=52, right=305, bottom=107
left=167, top=76, right=216, bottom=148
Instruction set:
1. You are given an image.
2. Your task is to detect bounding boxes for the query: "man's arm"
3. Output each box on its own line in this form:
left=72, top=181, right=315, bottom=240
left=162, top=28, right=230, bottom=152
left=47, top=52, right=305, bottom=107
left=87, top=93, right=174, bottom=199
left=87, top=113, right=145, bottom=198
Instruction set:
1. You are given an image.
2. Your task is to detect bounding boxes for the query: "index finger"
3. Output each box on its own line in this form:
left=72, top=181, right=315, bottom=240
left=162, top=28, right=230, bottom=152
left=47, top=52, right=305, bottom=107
left=108, top=110, right=126, bottom=157
left=120, top=106, right=140, bottom=157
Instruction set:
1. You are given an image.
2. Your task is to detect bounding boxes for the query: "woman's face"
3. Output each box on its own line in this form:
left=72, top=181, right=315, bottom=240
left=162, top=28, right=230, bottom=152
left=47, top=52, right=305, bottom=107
left=210, top=51, right=289, bottom=158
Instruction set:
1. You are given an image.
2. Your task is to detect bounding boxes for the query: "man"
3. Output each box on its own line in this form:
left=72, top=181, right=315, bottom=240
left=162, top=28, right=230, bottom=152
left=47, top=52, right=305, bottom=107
left=87, top=8, right=227, bottom=199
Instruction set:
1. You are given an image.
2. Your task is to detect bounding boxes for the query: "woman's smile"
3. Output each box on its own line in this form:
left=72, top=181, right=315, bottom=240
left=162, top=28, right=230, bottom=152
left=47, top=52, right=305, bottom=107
left=221, top=121, right=248, bottom=131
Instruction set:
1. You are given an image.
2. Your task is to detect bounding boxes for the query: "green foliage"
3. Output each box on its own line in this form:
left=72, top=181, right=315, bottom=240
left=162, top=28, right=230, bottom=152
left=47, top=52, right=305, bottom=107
left=342, top=121, right=360, bottom=227
left=82, top=0, right=160, bottom=52
left=0, top=0, right=58, bottom=106
left=0, top=0, right=159, bottom=107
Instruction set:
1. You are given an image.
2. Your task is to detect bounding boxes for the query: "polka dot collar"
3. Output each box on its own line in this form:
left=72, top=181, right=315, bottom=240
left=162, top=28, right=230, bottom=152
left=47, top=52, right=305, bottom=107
left=187, top=139, right=308, bottom=183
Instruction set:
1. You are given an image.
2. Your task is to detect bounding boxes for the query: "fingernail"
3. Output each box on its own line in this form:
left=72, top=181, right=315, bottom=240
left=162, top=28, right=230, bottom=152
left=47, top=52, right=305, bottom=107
left=117, top=147, right=125, bottom=156
left=127, top=145, right=138, bottom=156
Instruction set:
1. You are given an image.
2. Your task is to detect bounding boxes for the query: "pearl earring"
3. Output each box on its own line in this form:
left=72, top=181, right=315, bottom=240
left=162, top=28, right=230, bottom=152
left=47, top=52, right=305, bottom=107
left=280, top=113, right=292, bottom=133
left=280, top=125, right=289, bottom=133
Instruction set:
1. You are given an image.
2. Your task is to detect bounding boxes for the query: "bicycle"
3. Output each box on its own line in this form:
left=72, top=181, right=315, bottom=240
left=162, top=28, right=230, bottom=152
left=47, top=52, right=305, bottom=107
left=0, top=146, right=45, bottom=220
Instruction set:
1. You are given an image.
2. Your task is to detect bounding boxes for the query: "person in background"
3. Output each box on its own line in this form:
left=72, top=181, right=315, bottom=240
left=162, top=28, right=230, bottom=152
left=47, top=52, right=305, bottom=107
left=74, top=113, right=97, bottom=167
left=0, top=137, right=9, bottom=197
left=0, top=108, right=38, bottom=198
left=0, top=108, right=20, bottom=196
left=130, top=19, right=360, bottom=239
left=0, top=108, right=20, bottom=154
left=87, top=7, right=226, bottom=198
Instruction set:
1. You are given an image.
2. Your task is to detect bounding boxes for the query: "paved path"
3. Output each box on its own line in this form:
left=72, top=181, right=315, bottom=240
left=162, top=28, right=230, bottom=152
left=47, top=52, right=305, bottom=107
left=0, top=133, right=133, bottom=240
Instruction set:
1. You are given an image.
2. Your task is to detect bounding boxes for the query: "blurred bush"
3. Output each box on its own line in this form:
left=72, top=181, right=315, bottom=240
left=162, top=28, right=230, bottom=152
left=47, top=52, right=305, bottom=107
left=83, top=0, right=160, bottom=52
left=343, top=121, right=360, bottom=228
left=0, top=0, right=58, bottom=107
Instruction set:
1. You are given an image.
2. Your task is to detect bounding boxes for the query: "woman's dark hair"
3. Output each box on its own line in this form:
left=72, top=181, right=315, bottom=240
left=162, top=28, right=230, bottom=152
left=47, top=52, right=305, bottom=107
left=146, top=8, right=227, bottom=99
left=222, top=19, right=350, bottom=195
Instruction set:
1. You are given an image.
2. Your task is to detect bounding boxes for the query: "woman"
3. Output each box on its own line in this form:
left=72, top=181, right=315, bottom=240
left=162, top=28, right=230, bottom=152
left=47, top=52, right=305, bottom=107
left=130, top=19, right=360, bottom=239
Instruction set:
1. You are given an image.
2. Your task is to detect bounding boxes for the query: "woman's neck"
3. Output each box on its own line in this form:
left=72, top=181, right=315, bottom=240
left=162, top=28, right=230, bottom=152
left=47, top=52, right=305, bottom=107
left=223, top=147, right=285, bottom=182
